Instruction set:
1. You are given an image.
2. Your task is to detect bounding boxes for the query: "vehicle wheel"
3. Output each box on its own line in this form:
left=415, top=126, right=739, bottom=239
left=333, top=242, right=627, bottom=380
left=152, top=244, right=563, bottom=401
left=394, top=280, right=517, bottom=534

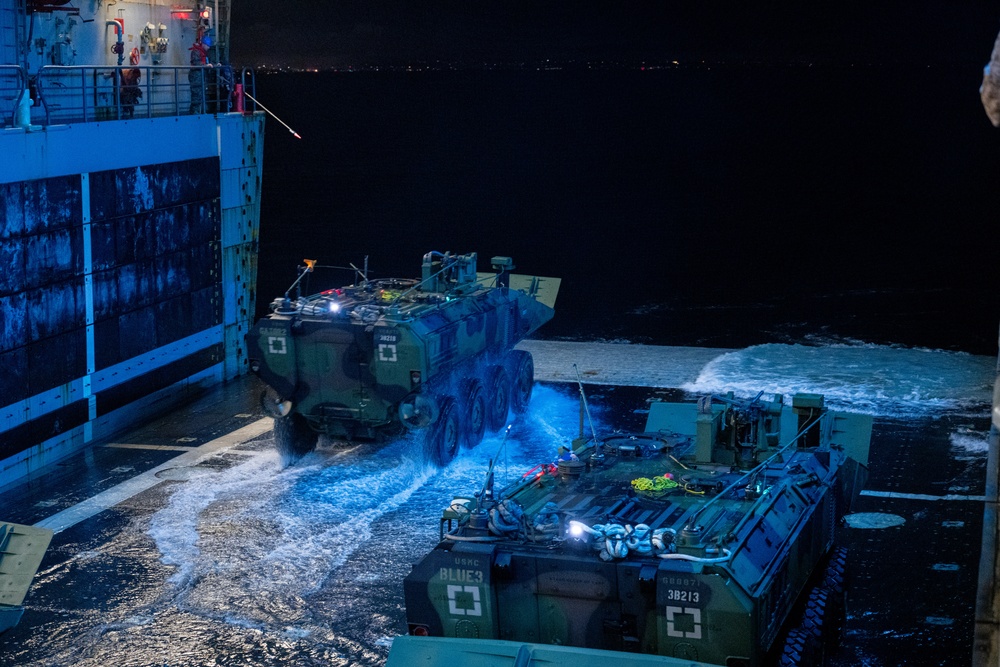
left=426, top=397, right=460, bottom=466
left=777, top=628, right=815, bottom=667
left=461, top=379, right=487, bottom=449
left=273, top=412, right=318, bottom=463
left=821, top=547, right=849, bottom=646
left=485, top=365, right=511, bottom=432
left=822, top=547, right=849, bottom=596
left=509, top=350, right=534, bottom=415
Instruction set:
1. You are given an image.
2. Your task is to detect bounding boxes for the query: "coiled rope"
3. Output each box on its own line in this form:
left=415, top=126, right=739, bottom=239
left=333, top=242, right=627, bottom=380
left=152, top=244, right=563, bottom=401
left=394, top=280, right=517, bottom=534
left=573, top=522, right=680, bottom=561
left=631, top=475, right=679, bottom=498
left=532, top=501, right=561, bottom=538
left=488, top=498, right=523, bottom=536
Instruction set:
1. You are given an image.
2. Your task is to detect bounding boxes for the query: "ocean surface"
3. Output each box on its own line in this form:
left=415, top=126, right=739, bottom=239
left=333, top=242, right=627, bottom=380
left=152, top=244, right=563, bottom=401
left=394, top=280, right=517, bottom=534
left=252, top=65, right=1000, bottom=355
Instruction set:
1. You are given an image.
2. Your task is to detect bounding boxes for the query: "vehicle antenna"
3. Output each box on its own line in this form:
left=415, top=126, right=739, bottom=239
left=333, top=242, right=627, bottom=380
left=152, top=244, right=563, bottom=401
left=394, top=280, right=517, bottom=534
left=573, top=364, right=601, bottom=445
left=479, top=425, right=512, bottom=499
left=243, top=91, right=302, bottom=139
left=349, top=257, right=369, bottom=286
left=284, top=259, right=316, bottom=300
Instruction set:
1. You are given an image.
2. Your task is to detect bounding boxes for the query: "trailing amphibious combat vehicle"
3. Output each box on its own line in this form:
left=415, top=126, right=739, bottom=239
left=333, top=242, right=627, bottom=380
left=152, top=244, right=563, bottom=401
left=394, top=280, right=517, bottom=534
left=392, top=389, right=872, bottom=667
left=247, top=252, right=559, bottom=463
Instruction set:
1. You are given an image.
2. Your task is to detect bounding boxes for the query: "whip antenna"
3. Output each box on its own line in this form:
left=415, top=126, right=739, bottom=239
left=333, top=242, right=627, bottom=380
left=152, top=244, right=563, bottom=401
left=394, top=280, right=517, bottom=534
left=573, top=364, right=601, bottom=444
left=243, top=91, right=302, bottom=139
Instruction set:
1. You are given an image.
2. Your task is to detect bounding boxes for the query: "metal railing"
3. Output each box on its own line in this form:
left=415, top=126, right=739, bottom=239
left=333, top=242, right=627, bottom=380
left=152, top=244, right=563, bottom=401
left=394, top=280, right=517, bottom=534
left=0, top=65, right=28, bottom=127
left=2, top=65, right=256, bottom=127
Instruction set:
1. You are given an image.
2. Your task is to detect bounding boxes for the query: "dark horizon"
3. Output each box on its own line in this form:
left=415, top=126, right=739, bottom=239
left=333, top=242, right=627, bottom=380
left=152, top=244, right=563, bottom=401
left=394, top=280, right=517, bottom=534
left=230, top=2, right=1000, bottom=70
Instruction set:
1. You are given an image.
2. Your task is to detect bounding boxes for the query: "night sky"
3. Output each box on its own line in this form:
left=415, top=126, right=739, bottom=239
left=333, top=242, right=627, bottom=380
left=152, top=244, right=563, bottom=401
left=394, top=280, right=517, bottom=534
left=230, top=1, right=1000, bottom=69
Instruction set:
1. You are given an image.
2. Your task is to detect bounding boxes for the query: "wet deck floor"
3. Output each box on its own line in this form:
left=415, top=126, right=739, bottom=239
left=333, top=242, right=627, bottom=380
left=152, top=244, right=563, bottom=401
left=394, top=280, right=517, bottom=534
left=0, top=342, right=991, bottom=666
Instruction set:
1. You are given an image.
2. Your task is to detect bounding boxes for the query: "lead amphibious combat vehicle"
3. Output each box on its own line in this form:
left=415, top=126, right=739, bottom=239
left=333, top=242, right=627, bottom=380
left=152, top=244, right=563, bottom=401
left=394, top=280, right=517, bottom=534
left=247, top=252, right=558, bottom=463
left=392, top=389, right=872, bottom=667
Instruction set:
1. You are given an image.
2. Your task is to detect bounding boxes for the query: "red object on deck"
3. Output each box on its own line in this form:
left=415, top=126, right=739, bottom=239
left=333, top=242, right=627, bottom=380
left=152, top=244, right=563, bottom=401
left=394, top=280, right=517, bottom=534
left=234, top=84, right=244, bottom=113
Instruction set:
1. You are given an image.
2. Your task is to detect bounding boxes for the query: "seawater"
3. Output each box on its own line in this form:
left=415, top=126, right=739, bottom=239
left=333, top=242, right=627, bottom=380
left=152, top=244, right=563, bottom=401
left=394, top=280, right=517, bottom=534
left=682, top=342, right=995, bottom=417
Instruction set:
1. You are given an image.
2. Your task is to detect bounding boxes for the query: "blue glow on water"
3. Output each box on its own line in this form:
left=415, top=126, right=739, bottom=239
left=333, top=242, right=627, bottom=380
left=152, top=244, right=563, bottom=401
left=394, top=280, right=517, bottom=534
left=145, top=384, right=595, bottom=636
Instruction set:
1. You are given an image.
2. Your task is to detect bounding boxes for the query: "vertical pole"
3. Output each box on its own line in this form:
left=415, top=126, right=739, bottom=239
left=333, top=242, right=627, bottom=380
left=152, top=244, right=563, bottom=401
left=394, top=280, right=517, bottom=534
left=973, top=322, right=1000, bottom=666
left=81, top=172, right=96, bottom=444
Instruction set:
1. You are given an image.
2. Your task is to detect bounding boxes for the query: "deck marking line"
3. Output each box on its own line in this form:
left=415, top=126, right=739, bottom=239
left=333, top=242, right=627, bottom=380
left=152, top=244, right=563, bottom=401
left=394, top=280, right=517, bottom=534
left=861, top=489, right=986, bottom=502
left=35, top=418, right=272, bottom=534
left=101, top=443, right=202, bottom=452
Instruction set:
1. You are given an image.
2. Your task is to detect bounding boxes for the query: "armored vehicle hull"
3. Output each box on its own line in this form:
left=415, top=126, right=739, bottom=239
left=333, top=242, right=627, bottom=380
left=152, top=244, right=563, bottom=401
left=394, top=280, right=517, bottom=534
left=247, top=252, right=558, bottom=463
left=399, top=391, right=872, bottom=666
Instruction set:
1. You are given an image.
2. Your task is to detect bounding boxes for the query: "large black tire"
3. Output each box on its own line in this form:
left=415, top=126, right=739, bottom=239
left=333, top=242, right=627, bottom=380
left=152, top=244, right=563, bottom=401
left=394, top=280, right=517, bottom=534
left=509, top=350, right=534, bottom=415
left=778, top=628, right=816, bottom=667
left=485, top=365, right=511, bottom=432
left=799, top=588, right=828, bottom=664
left=461, top=379, right=487, bottom=449
left=274, top=412, right=318, bottom=463
left=820, top=547, right=849, bottom=647
left=426, top=397, right=460, bottom=466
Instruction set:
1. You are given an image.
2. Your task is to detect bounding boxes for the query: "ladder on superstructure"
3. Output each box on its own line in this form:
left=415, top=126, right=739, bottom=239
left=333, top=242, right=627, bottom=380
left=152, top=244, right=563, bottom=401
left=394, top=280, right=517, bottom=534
left=205, top=0, right=230, bottom=64
left=0, top=0, right=25, bottom=125
left=0, top=0, right=24, bottom=66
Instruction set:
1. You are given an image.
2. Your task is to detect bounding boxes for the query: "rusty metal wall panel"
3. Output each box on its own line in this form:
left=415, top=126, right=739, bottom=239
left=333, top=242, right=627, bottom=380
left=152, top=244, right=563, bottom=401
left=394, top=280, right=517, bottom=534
left=0, top=113, right=263, bottom=486
left=87, top=157, right=220, bottom=220
left=27, top=330, right=85, bottom=396
left=21, top=177, right=81, bottom=234
left=0, top=292, right=25, bottom=353
left=87, top=158, right=222, bottom=369
left=0, top=348, right=27, bottom=405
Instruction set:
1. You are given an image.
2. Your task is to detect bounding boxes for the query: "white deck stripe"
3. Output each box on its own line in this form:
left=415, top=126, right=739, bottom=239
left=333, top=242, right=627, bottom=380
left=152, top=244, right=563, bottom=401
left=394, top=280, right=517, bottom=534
left=34, top=418, right=273, bottom=534
left=100, top=443, right=203, bottom=452
left=861, top=489, right=986, bottom=502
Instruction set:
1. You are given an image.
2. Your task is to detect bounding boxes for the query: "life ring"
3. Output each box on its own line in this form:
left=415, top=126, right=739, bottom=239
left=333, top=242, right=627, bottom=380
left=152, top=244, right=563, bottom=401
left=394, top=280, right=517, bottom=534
left=129, top=47, right=140, bottom=65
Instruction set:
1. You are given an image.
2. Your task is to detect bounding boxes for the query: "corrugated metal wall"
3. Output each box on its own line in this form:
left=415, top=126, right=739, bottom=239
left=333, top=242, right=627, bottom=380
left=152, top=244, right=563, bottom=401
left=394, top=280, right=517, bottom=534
left=0, top=157, right=223, bottom=461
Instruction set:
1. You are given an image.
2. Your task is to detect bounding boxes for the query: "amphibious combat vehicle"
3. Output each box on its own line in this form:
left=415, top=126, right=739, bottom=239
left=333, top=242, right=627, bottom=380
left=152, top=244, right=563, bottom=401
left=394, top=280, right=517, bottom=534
left=393, top=389, right=872, bottom=666
left=247, top=252, right=559, bottom=463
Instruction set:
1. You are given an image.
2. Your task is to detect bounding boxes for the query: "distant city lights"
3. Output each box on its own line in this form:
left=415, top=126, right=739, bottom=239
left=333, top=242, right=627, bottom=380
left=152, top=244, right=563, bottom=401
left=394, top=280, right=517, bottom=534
left=251, top=58, right=845, bottom=75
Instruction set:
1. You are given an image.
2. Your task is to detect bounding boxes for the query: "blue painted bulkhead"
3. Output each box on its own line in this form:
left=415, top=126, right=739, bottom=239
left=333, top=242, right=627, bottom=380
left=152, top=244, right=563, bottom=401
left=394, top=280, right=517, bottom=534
left=0, top=112, right=265, bottom=486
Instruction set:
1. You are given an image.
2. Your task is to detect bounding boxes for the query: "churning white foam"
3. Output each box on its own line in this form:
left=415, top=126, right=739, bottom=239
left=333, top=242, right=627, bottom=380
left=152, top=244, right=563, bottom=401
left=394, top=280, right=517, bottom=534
left=682, top=343, right=993, bottom=417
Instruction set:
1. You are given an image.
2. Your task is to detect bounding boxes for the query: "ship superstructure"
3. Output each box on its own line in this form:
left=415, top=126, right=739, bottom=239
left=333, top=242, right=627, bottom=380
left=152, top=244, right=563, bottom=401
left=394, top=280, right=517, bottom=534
left=0, top=0, right=264, bottom=487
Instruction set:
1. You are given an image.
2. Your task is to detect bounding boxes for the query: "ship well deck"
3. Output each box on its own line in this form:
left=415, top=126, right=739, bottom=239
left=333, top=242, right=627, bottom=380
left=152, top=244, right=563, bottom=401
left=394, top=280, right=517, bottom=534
left=0, top=340, right=992, bottom=667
